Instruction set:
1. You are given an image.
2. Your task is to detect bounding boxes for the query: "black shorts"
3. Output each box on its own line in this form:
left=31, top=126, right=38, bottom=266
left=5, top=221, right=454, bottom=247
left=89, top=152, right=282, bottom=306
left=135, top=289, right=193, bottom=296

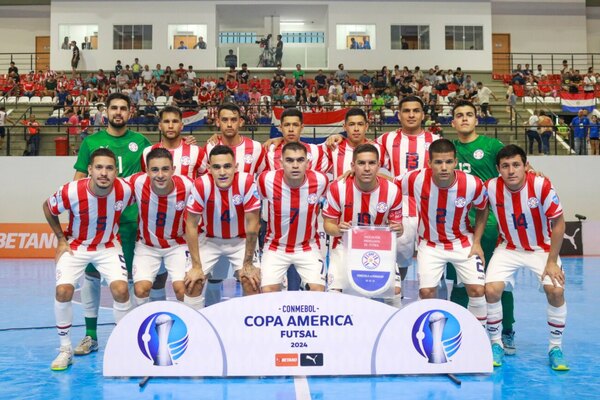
left=71, top=58, right=79, bottom=68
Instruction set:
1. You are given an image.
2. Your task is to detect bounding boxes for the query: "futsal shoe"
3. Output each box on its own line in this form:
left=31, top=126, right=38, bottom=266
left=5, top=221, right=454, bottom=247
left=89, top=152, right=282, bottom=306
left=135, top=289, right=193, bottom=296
left=549, top=347, right=570, bottom=371
left=50, top=346, right=73, bottom=371
left=492, top=343, right=504, bottom=367
left=502, top=331, right=516, bottom=355
left=74, top=335, right=98, bottom=356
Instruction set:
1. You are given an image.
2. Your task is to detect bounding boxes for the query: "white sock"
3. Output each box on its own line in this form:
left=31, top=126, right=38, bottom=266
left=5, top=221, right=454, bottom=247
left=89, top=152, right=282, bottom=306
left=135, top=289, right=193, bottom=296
left=184, top=294, right=204, bottom=311
left=487, top=301, right=503, bottom=345
left=81, top=275, right=101, bottom=319
left=55, top=300, right=73, bottom=348
left=383, top=294, right=403, bottom=309
left=547, top=302, right=567, bottom=351
left=468, top=296, right=487, bottom=327
left=149, top=288, right=166, bottom=302
left=205, top=280, right=222, bottom=307
left=134, top=295, right=150, bottom=308
left=113, top=299, right=132, bottom=324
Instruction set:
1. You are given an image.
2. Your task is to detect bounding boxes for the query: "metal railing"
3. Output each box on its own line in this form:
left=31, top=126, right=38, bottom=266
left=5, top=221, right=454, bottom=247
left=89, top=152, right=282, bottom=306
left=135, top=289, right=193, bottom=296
left=0, top=52, right=50, bottom=73
left=493, top=53, right=600, bottom=75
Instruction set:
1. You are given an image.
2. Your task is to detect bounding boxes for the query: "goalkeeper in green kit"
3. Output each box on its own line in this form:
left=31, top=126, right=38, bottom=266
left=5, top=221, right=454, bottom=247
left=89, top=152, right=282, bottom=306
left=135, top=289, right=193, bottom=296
left=447, top=100, right=516, bottom=354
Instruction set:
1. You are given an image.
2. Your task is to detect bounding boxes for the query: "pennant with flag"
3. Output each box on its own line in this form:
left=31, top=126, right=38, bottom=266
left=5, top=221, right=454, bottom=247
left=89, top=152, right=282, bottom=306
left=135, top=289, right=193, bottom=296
left=182, top=109, right=208, bottom=132
left=560, top=91, right=595, bottom=112
left=270, top=107, right=348, bottom=144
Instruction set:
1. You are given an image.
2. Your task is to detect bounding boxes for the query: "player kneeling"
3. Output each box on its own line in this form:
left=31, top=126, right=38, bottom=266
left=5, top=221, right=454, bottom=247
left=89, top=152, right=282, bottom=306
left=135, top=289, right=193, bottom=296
left=128, top=148, right=203, bottom=309
left=485, top=145, right=569, bottom=370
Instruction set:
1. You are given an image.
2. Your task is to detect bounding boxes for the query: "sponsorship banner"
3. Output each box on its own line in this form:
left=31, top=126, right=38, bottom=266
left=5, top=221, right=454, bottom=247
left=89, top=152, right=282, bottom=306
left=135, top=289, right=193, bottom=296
left=0, top=223, right=64, bottom=258
left=344, top=227, right=396, bottom=297
left=104, top=293, right=492, bottom=377
left=560, top=221, right=583, bottom=256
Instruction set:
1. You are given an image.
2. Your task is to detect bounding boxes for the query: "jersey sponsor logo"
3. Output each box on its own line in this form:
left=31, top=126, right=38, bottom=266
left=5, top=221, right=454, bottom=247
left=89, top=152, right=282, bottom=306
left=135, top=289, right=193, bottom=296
left=412, top=310, right=462, bottom=364
left=473, top=149, right=484, bottom=160
left=232, top=194, right=243, bottom=205
left=527, top=197, right=539, bottom=208
left=138, top=312, right=189, bottom=366
left=114, top=201, right=124, bottom=211
left=376, top=202, right=388, bottom=213
left=307, top=193, right=318, bottom=205
left=129, top=142, right=139, bottom=152
left=454, top=197, right=467, bottom=208
left=362, top=251, right=381, bottom=269
left=244, top=154, right=254, bottom=164
left=180, top=156, right=191, bottom=166
left=175, top=200, right=186, bottom=211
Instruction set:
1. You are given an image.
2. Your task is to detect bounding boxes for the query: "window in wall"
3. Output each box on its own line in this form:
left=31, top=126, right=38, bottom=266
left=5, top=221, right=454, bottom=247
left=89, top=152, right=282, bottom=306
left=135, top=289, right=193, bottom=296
left=168, top=24, right=208, bottom=50
left=445, top=26, right=483, bottom=50
left=336, top=24, right=375, bottom=50
left=282, top=32, right=325, bottom=44
left=390, top=25, right=429, bottom=50
left=218, top=32, right=257, bottom=44
left=113, top=25, right=152, bottom=50
left=58, top=24, right=98, bottom=50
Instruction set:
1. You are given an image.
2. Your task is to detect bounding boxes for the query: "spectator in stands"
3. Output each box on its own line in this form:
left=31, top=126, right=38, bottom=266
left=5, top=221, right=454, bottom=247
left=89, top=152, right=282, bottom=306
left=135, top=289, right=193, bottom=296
left=314, top=69, right=327, bottom=89
left=358, top=69, right=372, bottom=91
left=225, top=49, right=237, bottom=68
left=453, top=67, right=464, bottom=85
left=474, top=82, right=497, bottom=117
left=275, top=35, right=283, bottom=65
left=140, top=65, right=153, bottom=83
left=193, top=36, right=207, bottom=49
left=152, top=64, right=164, bottom=80
left=293, top=64, right=305, bottom=80
left=22, top=114, right=40, bottom=156
left=525, top=110, right=542, bottom=155
left=197, top=86, right=211, bottom=108
left=177, top=41, right=188, bottom=50
left=538, top=111, right=555, bottom=155
left=173, top=85, right=195, bottom=109
left=335, top=64, right=350, bottom=84
left=114, top=60, right=123, bottom=76
left=61, top=36, right=70, bottom=50
left=93, top=104, right=105, bottom=132
left=132, top=58, right=142, bottom=80
left=295, top=75, right=308, bottom=102
left=523, top=64, right=532, bottom=76
left=343, top=85, right=357, bottom=104
left=560, top=60, right=570, bottom=76
left=307, top=86, right=320, bottom=109
left=570, top=109, right=589, bottom=155
left=64, top=109, right=80, bottom=154
left=361, top=36, right=371, bottom=49
left=583, top=70, right=596, bottom=93
left=248, top=86, right=261, bottom=104
left=22, top=76, right=36, bottom=97
left=525, top=75, right=541, bottom=97
left=328, top=79, right=343, bottom=102
left=70, top=41, right=80, bottom=78
left=144, top=99, right=158, bottom=131
left=116, top=69, right=129, bottom=91
left=237, top=63, right=250, bottom=84
left=271, top=75, right=284, bottom=91
left=234, top=87, right=250, bottom=105
left=73, top=93, right=90, bottom=116
left=350, top=37, right=359, bottom=49
left=534, top=64, right=547, bottom=80
left=590, top=114, right=600, bottom=155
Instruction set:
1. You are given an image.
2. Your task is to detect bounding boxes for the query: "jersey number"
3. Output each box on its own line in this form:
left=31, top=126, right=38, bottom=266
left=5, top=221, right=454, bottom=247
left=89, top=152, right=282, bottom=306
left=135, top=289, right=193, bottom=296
left=511, top=213, right=528, bottom=230
left=290, top=207, right=299, bottom=224
left=436, top=208, right=447, bottom=224
left=117, top=156, right=123, bottom=175
left=356, top=212, right=372, bottom=225
left=220, top=210, right=231, bottom=223
left=458, top=162, right=472, bottom=173
left=406, top=152, right=419, bottom=171
left=156, top=212, right=167, bottom=227
left=96, top=216, right=107, bottom=232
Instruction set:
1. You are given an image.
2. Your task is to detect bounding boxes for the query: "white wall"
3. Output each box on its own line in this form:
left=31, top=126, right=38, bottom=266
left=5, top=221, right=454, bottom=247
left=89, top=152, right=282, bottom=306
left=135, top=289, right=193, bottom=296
left=0, top=6, right=50, bottom=54
left=586, top=8, right=600, bottom=53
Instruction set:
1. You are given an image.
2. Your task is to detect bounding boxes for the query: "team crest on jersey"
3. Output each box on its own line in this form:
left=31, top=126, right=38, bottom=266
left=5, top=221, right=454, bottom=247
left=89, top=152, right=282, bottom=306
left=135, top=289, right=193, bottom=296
left=244, top=154, right=254, bottom=164
left=175, top=200, right=186, bottom=211
left=114, top=200, right=124, bottom=211
left=552, top=194, right=560, bottom=205
left=454, top=197, right=467, bottom=208
left=128, top=142, right=139, bottom=152
left=307, top=193, right=318, bottom=204
left=376, top=202, right=388, bottom=213
left=180, top=156, right=191, bottom=166
left=527, top=197, right=539, bottom=208
left=473, top=149, right=484, bottom=160
left=232, top=194, right=243, bottom=205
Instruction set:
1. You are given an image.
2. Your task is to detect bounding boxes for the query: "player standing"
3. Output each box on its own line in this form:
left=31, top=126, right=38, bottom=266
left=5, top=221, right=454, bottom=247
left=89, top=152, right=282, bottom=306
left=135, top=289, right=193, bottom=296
left=485, top=145, right=568, bottom=370
left=43, top=148, right=134, bottom=370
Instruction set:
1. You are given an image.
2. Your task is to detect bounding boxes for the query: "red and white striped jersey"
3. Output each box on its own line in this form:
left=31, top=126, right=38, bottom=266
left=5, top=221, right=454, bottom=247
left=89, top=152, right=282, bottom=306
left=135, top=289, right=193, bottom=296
left=46, top=178, right=134, bottom=251
left=485, top=174, right=563, bottom=252
left=258, top=169, right=329, bottom=253
left=141, top=142, right=205, bottom=179
left=128, top=173, right=193, bottom=248
left=325, top=139, right=386, bottom=180
left=377, top=129, right=440, bottom=217
left=265, top=141, right=330, bottom=173
left=402, top=169, right=487, bottom=250
left=202, top=136, right=266, bottom=175
left=323, top=176, right=403, bottom=248
left=187, top=172, right=260, bottom=239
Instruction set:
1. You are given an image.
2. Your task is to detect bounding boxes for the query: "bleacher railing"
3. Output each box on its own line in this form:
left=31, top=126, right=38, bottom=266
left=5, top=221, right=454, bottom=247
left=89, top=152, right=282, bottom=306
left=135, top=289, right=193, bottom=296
left=493, top=53, right=600, bottom=74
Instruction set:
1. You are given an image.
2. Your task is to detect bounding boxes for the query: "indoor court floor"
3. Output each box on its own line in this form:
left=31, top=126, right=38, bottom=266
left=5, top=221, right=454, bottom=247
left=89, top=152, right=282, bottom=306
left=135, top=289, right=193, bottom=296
left=0, top=257, right=598, bottom=400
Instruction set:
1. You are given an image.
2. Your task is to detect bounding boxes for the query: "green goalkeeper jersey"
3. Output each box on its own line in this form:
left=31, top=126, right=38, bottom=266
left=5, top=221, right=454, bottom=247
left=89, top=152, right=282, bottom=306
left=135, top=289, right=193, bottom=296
left=74, top=129, right=151, bottom=224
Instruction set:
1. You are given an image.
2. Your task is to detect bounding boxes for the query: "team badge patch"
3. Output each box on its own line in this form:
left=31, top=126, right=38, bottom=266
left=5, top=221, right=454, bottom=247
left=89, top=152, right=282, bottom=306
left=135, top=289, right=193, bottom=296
left=128, top=142, right=139, bottom=152
left=232, top=194, right=243, bottom=205
left=307, top=193, right=318, bottom=204
left=454, top=197, right=467, bottom=208
left=376, top=202, right=388, bottom=213
left=473, top=149, right=484, bottom=160
left=244, top=154, right=254, bottom=164
left=527, top=197, right=539, bottom=208
left=114, top=201, right=124, bottom=211
left=175, top=200, right=186, bottom=211
left=180, top=156, right=191, bottom=166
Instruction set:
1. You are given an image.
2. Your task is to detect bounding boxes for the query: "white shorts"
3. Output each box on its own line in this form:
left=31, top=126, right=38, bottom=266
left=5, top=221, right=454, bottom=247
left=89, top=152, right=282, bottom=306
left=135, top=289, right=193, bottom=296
left=485, top=247, right=562, bottom=289
left=199, top=235, right=245, bottom=277
left=327, top=246, right=401, bottom=291
left=396, top=216, right=418, bottom=269
left=416, top=242, right=485, bottom=289
left=132, top=242, right=190, bottom=283
left=260, top=248, right=326, bottom=288
left=56, top=246, right=128, bottom=286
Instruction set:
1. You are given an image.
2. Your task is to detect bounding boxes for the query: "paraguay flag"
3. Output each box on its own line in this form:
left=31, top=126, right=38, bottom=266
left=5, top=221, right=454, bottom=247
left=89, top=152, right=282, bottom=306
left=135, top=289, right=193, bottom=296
left=270, top=107, right=348, bottom=144
left=182, top=109, right=208, bottom=132
left=560, top=91, right=596, bottom=112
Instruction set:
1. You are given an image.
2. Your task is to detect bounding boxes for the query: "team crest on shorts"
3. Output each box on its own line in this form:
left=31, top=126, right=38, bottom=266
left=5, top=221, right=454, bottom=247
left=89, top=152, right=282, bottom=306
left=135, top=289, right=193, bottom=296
left=232, top=194, right=243, bottom=205
left=454, top=197, right=467, bottom=208
left=473, top=149, right=484, bottom=160
left=307, top=193, right=318, bottom=204
left=128, top=142, right=139, bottom=152
left=180, top=156, right=191, bottom=166
left=114, top=200, right=124, bottom=211
left=376, top=202, right=388, bottom=213
left=175, top=200, right=186, bottom=211
left=527, top=197, right=539, bottom=208
left=244, top=154, right=254, bottom=164
left=362, top=251, right=381, bottom=269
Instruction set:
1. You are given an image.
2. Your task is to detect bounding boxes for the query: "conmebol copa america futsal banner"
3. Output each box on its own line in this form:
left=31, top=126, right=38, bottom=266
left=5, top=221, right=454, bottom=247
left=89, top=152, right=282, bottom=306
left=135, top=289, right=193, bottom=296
left=104, top=293, right=492, bottom=377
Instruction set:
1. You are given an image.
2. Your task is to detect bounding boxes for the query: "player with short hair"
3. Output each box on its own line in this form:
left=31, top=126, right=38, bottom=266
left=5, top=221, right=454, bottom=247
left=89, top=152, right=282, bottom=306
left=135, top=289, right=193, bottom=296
left=185, top=145, right=262, bottom=301
left=129, top=148, right=202, bottom=309
left=258, top=142, right=329, bottom=292
left=484, top=145, right=568, bottom=370
left=43, top=148, right=134, bottom=371
left=323, top=144, right=403, bottom=306
left=72, top=92, right=151, bottom=356
left=401, top=139, right=488, bottom=325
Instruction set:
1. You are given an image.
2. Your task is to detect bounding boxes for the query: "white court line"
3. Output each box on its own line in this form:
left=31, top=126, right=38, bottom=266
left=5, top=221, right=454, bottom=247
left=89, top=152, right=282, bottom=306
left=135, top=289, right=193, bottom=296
left=294, top=376, right=311, bottom=400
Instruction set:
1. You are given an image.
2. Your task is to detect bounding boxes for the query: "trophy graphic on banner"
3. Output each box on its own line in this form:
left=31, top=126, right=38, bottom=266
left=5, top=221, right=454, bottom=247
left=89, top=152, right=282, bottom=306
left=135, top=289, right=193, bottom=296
left=428, top=311, right=448, bottom=364
left=155, top=314, right=175, bottom=366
